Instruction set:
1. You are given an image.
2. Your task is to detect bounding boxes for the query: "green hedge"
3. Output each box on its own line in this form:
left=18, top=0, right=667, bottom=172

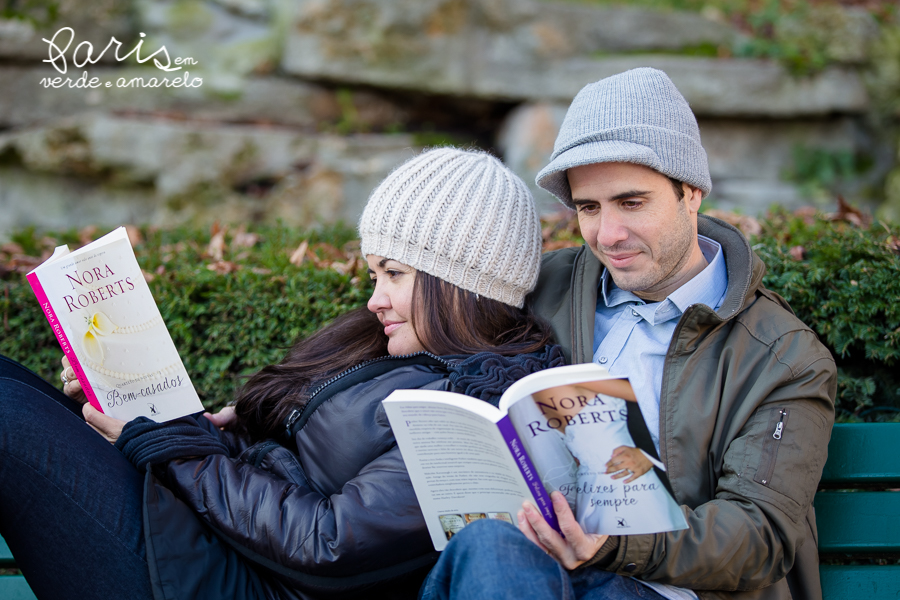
left=1, top=224, right=371, bottom=411
left=751, top=209, right=900, bottom=421
left=2, top=211, right=898, bottom=420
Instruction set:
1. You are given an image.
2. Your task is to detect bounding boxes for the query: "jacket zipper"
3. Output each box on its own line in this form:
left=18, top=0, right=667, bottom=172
left=755, top=408, right=789, bottom=486
left=283, top=351, right=453, bottom=440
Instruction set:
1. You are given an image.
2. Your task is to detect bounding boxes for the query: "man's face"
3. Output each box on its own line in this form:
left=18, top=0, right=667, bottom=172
left=568, top=162, right=703, bottom=301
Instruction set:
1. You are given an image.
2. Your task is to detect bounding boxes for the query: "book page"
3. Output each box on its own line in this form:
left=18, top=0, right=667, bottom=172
left=504, top=367, right=688, bottom=536
left=28, top=227, right=203, bottom=422
left=383, top=390, right=535, bottom=551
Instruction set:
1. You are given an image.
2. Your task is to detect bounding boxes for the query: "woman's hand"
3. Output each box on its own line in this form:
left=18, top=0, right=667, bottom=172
left=203, top=406, right=236, bottom=430
left=83, top=403, right=126, bottom=444
left=517, top=491, right=608, bottom=570
left=60, top=356, right=87, bottom=404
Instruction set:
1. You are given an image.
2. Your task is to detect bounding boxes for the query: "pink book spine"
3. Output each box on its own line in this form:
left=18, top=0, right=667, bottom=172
left=26, top=272, right=103, bottom=413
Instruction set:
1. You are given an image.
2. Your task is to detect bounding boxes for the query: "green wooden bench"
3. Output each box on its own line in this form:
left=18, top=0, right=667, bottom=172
left=0, top=534, right=35, bottom=600
left=817, top=422, right=900, bottom=598
left=1, top=423, right=898, bottom=599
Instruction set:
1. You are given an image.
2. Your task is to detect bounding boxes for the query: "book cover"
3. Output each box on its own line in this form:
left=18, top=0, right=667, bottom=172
left=27, top=227, right=203, bottom=422
left=383, top=364, right=688, bottom=551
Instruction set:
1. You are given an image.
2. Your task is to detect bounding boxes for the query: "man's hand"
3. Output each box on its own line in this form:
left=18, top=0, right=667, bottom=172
left=83, top=403, right=126, bottom=444
left=517, top=491, right=609, bottom=570
left=203, top=406, right=236, bottom=430
left=60, top=356, right=87, bottom=404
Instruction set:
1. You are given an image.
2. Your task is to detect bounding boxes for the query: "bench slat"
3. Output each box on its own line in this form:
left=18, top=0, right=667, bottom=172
left=822, top=423, right=900, bottom=485
left=816, top=491, right=900, bottom=553
left=0, top=575, right=37, bottom=600
left=0, top=534, right=15, bottom=568
left=820, top=565, right=900, bottom=600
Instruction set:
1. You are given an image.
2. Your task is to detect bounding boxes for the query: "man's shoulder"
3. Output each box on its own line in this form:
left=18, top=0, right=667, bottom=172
left=731, top=286, right=835, bottom=374
left=533, top=246, right=583, bottom=301
left=540, top=245, right=583, bottom=272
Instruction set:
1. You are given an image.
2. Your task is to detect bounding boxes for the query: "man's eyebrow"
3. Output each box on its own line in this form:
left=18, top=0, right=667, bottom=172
left=572, top=190, right=651, bottom=205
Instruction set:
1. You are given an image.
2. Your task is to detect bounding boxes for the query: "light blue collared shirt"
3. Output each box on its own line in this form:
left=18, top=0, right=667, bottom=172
left=592, top=235, right=728, bottom=451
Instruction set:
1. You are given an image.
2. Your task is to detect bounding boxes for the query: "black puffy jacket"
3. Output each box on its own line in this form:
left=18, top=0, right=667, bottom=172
left=117, top=348, right=564, bottom=600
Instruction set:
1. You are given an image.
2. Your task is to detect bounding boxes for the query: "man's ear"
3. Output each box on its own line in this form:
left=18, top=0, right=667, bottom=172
left=685, top=184, right=702, bottom=214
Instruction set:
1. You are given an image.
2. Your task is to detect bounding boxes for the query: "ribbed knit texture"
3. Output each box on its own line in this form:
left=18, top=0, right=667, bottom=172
left=359, top=148, right=542, bottom=308
left=115, top=416, right=229, bottom=472
left=536, top=67, right=712, bottom=208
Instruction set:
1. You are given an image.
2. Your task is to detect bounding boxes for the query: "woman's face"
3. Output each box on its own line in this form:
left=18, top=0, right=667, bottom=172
left=366, top=255, right=426, bottom=356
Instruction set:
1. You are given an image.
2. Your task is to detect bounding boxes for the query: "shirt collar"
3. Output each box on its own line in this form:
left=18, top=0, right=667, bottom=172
left=598, top=235, right=728, bottom=325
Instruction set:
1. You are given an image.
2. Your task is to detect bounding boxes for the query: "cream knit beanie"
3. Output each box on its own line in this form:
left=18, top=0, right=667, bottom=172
left=359, top=148, right=542, bottom=308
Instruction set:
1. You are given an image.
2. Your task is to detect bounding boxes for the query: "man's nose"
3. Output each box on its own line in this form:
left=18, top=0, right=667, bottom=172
left=596, top=210, right=629, bottom=249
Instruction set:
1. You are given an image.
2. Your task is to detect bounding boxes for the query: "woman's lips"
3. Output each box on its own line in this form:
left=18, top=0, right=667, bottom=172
left=383, top=321, right=403, bottom=336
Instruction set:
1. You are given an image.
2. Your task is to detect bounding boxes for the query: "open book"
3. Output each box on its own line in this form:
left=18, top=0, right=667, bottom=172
left=27, top=227, right=203, bottom=422
left=383, top=363, right=688, bottom=551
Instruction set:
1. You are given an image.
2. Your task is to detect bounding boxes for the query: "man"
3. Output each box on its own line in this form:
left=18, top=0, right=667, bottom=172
left=419, top=68, right=836, bottom=600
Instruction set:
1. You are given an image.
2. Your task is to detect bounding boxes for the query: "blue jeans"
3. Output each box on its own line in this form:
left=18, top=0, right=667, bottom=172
left=0, top=355, right=154, bottom=600
left=419, top=519, right=666, bottom=600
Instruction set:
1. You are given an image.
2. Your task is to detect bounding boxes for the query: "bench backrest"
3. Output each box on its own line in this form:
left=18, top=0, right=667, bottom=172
left=815, top=422, right=900, bottom=600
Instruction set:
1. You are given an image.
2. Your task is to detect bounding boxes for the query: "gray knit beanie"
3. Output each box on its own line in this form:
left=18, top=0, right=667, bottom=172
left=536, top=67, right=712, bottom=208
left=359, top=148, right=542, bottom=308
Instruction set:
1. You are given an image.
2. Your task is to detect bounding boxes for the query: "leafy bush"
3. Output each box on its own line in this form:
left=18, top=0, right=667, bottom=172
left=2, top=210, right=898, bottom=421
left=1, top=224, right=371, bottom=412
left=752, top=208, right=900, bottom=420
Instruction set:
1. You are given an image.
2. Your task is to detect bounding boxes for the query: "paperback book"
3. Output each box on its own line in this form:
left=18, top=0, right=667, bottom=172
left=27, top=227, right=203, bottom=422
left=382, top=364, right=688, bottom=551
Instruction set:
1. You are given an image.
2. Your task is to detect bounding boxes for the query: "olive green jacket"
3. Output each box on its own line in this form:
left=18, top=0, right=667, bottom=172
left=531, top=215, right=836, bottom=600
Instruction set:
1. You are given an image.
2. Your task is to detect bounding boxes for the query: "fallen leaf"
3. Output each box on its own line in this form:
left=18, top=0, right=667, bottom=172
left=207, top=229, right=227, bottom=261
left=142, top=269, right=155, bottom=283
left=289, top=240, right=309, bottom=266
left=793, top=206, right=818, bottom=225
left=886, top=236, right=900, bottom=255
left=251, top=267, right=272, bottom=275
left=789, top=246, right=806, bottom=261
left=704, top=210, right=762, bottom=237
left=232, top=231, right=259, bottom=249
left=206, top=260, right=240, bottom=274
left=310, top=243, right=346, bottom=263
left=331, top=256, right=362, bottom=275
left=0, top=243, right=23, bottom=255
left=155, top=265, right=166, bottom=275
left=826, top=196, right=871, bottom=228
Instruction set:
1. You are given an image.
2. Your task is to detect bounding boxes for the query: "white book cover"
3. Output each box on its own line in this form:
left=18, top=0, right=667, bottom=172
left=383, top=364, right=688, bottom=551
left=27, top=227, right=203, bottom=422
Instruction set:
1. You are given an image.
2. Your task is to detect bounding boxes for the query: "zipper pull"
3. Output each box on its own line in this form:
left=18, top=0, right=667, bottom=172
left=773, top=410, right=785, bottom=440
left=285, top=408, right=302, bottom=439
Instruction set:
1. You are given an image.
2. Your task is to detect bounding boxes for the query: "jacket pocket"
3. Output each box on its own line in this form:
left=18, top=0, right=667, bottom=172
left=753, top=408, right=790, bottom=487
left=738, top=404, right=827, bottom=522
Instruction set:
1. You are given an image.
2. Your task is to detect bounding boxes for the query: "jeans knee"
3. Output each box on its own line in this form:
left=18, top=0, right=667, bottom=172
left=452, top=518, right=520, bottom=549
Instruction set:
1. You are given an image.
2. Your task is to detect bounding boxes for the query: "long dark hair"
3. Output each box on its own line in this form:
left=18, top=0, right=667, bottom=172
left=233, top=271, right=551, bottom=442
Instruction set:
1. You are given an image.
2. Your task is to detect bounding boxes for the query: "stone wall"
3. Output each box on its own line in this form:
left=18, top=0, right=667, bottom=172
left=0, top=0, right=895, bottom=241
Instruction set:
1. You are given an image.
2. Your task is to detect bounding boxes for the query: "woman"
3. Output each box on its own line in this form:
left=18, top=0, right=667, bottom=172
left=0, top=148, right=563, bottom=600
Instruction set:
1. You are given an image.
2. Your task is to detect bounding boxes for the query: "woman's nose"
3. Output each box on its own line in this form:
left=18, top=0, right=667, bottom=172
left=367, top=283, right=390, bottom=313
